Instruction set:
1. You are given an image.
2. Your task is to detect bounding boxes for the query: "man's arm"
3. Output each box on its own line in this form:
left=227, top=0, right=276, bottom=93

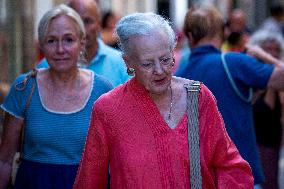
left=267, top=64, right=284, bottom=90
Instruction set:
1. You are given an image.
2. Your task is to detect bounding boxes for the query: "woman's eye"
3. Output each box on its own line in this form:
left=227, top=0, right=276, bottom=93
left=47, top=39, right=55, bottom=44
left=141, top=62, right=152, bottom=68
left=160, top=57, right=172, bottom=65
left=65, top=38, right=74, bottom=43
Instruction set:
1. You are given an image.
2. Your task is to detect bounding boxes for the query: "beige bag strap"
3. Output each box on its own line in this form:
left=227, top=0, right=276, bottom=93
left=15, top=69, right=37, bottom=159
left=184, top=81, right=202, bottom=189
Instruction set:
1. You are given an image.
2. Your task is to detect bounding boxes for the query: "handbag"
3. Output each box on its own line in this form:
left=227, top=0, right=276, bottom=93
left=184, top=81, right=202, bottom=189
left=10, top=69, right=37, bottom=185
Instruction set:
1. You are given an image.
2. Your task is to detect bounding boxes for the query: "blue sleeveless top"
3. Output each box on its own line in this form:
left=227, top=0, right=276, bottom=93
left=1, top=69, right=113, bottom=165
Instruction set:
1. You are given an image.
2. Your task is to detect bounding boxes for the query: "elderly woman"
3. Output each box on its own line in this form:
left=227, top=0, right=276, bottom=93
left=0, top=4, right=112, bottom=189
left=73, top=12, right=253, bottom=188
left=249, top=30, right=284, bottom=189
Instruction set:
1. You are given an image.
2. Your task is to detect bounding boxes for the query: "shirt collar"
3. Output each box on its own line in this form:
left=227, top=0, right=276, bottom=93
left=191, top=44, right=221, bottom=55
left=90, top=38, right=107, bottom=64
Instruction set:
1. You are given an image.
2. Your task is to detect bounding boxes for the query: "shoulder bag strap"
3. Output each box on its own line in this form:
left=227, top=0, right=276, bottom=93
left=18, top=69, right=37, bottom=159
left=184, top=81, right=202, bottom=189
left=221, top=53, right=253, bottom=103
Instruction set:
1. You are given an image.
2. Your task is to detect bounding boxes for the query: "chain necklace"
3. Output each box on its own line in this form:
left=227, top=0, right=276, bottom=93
left=167, top=85, right=173, bottom=122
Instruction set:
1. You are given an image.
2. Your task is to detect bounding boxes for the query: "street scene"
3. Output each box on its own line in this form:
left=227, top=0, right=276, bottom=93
left=1, top=0, right=284, bottom=188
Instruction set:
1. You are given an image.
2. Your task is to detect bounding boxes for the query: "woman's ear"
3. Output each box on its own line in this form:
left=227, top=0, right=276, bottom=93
left=123, top=55, right=135, bottom=76
left=80, top=36, right=87, bottom=51
left=123, top=55, right=132, bottom=68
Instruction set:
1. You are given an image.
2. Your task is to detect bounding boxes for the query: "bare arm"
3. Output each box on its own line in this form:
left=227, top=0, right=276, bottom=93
left=267, top=64, right=284, bottom=90
left=0, top=112, right=23, bottom=189
left=245, top=44, right=282, bottom=65
left=246, top=44, right=284, bottom=90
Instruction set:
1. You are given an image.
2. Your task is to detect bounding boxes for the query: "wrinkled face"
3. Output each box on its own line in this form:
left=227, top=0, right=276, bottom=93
left=261, top=40, right=281, bottom=59
left=72, top=3, right=100, bottom=50
left=125, top=31, right=174, bottom=95
left=42, top=15, right=84, bottom=72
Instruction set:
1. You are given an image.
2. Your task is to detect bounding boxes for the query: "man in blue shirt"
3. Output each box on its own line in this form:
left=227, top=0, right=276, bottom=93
left=176, top=4, right=284, bottom=187
left=38, top=0, right=130, bottom=87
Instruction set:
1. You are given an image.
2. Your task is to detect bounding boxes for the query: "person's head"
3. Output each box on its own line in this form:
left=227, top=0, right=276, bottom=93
left=116, top=12, right=176, bottom=95
left=67, top=0, right=101, bottom=54
left=248, top=30, right=284, bottom=59
left=226, top=30, right=250, bottom=52
left=270, top=2, right=284, bottom=21
left=183, top=4, right=225, bottom=47
left=38, top=4, right=85, bottom=48
left=102, top=11, right=118, bottom=29
left=228, top=9, right=247, bottom=33
left=38, top=4, right=86, bottom=72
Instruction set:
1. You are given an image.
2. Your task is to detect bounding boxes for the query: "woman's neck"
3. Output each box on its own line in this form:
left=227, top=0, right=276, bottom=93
left=49, top=68, right=78, bottom=81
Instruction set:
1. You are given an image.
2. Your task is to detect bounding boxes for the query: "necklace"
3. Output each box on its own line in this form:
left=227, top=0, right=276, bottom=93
left=167, top=85, right=173, bottom=122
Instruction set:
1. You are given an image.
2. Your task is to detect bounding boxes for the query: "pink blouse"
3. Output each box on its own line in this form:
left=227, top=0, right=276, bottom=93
left=73, top=78, right=254, bottom=189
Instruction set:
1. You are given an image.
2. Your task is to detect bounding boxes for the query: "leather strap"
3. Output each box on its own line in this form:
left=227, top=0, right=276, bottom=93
left=184, top=81, right=202, bottom=189
left=15, top=69, right=37, bottom=159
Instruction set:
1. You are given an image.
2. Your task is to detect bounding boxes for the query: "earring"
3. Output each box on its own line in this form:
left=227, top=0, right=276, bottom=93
left=78, top=51, right=88, bottom=68
left=127, top=67, right=135, bottom=76
left=171, top=57, right=175, bottom=67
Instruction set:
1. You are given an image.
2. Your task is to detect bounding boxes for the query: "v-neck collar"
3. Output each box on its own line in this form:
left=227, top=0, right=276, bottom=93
left=128, top=78, right=187, bottom=135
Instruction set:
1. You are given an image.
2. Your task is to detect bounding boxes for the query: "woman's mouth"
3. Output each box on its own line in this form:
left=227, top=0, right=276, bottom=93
left=153, top=77, right=167, bottom=85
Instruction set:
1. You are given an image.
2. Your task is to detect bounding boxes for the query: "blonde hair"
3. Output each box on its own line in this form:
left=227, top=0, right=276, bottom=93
left=38, top=4, right=85, bottom=47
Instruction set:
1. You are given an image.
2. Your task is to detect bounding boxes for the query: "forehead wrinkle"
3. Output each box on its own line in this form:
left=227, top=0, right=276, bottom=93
left=131, top=40, right=171, bottom=62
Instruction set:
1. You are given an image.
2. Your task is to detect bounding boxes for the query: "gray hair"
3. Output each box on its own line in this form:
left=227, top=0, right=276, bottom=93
left=38, top=4, right=85, bottom=47
left=248, top=30, right=284, bottom=58
left=115, top=12, right=176, bottom=55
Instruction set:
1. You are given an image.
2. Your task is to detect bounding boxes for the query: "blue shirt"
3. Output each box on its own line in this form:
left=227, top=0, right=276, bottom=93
left=1, top=70, right=113, bottom=165
left=175, top=45, right=274, bottom=184
left=37, top=39, right=130, bottom=87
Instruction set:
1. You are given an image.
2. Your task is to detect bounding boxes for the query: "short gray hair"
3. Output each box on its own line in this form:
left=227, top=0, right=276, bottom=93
left=115, top=12, right=176, bottom=56
left=248, top=30, right=284, bottom=58
left=38, top=4, right=85, bottom=47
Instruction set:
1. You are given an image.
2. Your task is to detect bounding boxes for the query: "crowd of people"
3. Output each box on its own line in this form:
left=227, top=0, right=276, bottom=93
left=1, top=1, right=284, bottom=189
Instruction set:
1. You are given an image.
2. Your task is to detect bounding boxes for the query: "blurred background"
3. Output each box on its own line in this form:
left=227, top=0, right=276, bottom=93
left=1, top=0, right=284, bottom=188
left=1, top=0, right=283, bottom=82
